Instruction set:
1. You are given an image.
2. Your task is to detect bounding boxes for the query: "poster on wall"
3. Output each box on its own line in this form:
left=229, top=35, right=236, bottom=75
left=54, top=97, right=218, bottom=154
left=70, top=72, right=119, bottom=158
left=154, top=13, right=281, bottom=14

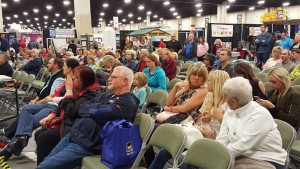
left=211, top=24, right=233, bottom=37
left=249, top=27, right=268, bottom=36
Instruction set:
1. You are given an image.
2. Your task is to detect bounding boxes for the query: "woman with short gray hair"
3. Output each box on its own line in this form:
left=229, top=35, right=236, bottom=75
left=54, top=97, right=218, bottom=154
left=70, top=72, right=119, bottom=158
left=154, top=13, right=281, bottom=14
left=217, top=77, right=286, bottom=169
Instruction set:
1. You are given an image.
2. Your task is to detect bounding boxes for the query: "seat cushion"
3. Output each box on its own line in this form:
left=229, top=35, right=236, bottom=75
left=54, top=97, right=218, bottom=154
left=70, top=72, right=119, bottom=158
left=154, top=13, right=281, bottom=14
left=290, top=140, right=300, bottom=156
left=82, top=155, right=109, bottom=169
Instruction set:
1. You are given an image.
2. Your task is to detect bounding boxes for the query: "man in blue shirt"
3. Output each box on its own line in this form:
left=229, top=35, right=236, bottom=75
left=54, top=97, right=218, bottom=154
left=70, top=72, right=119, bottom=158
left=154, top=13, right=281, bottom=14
left=183, top=33, right=197, bottom=62
left=255, top=25, right=271, bottom=70
left=279, top=31, right=293, bottom=50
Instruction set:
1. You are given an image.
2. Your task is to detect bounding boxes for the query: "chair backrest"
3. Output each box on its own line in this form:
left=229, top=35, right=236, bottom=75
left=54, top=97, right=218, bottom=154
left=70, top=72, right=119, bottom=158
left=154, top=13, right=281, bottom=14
left=176, top=66, right=180, bottom=75
left=147, top=89, right=168, bottom=106
left=274, top=119, right=296, bottom=152
left=24, top=74, right=36, bottom=84
left=167, top=78, right=182, bottom=92
left=182, top=139, right=234, bottom=169
left=181, top=62, right=193, bottom=72
left=133, top=113, right=155, bottom=142
left=252, top=67, right=260, bottom=74
left=166, top=77, right=169, bottom=83
left=262, top=68, right=272, bottom=74
left=20, top=72, right=28, bottom=82
left=293, top=78, right=300, bottom=86
left=144, top=86, right=152, bottom=102
left=291, top=85, right=300, bottom=93
left=256, top=72, right=268, bottom=83
left=148, top=124, right=186, bottom=168
left=12, top=71, right=21, bottom=80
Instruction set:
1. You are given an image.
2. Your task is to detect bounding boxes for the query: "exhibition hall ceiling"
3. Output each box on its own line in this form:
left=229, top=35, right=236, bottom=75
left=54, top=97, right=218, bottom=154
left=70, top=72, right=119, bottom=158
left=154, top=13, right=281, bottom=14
left=2, top=0, right=300, bottom=30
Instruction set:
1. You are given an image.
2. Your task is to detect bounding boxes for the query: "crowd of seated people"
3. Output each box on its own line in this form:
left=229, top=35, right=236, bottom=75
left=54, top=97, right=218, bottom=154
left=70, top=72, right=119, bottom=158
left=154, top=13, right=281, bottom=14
left=0, top=31, right=300, bottom=169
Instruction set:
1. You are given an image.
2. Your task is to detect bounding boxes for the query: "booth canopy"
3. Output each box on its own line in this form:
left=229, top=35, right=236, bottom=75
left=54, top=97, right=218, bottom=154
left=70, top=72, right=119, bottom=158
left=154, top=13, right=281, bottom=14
left=127, top=28, right=170, bottom=36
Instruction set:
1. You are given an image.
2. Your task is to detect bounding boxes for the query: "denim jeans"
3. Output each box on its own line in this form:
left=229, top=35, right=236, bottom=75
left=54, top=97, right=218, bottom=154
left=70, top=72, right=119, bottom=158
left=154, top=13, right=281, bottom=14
left=256, top=52, right=270, bottom=69
left=184, top=57, right=197, bottom=62
left=4, top=103, right=57, bottom=156
left=36, top=134, right=94, bottom=169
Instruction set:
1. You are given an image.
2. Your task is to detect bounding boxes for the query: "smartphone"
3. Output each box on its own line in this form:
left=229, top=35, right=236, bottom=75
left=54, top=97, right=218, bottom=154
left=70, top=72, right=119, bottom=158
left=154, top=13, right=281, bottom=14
left=254, top=96, right=260, bottom=101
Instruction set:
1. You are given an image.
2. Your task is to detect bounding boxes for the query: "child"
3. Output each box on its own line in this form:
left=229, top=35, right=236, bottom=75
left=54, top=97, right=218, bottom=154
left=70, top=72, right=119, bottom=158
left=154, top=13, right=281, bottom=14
left=86, top=55, right=97, bottom=72
left=133, top=72, right=148, bottom=111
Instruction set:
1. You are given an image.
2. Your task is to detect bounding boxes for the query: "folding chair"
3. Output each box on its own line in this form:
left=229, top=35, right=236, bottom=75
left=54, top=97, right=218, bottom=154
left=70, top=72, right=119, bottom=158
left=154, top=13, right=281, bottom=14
left=82, top=113, right=155, bottom=169
left=181, top=138, right=234, bottom=169
left=256, top=72, right=268, bottom=83
left=140, top=89, right=168, bottom=118
left=167, top=78, right=182, bottom=92
left=274, top=119, right=297, bottom=169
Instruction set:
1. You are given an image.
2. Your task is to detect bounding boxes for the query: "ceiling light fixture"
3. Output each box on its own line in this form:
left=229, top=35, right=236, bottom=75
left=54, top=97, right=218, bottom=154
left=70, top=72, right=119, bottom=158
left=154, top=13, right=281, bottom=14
left=44, top=16, right=49, bottom=19
left=26, top=19, right=30, bottom=22
left=143, top=20, right=147, bottom=22
left=196, top=14, right=201, bottom=16
left=55, top=13, right=60, bottom=17
left=228, top=0, right=235, bottom=3
left=160, top=18, right=163, bottom=21
left=283, top=2, right=290, bottom=6
left=176, top=16, right=181, bottom=19
left=19, top=21, right=23, bottom=24
left=67, top=23, right=71, bottom=25
left=130, top=21, right=134, bottom=24
left=128, top=13, right=133, bottom=17
left=62, top=19, right=66, bottom=22
left=103, top=3, right=109, bottom=8
left=14, top=15, right=18, bottom=18
left=23, top=12, right=28, bottom=15
left=122, top=19, right=126, bottom=22
left=63, top=1, right=70, bottom=5
left=6, top=17, right=10, bottom=20
left=153, top=15, right=158, bottom=18
left=33, top=9, right=39, bottom=13
left=170, top=7, right=175, bottom=11
left=249, top=6, right=255, bottom=10
left=195, top=3, right=201, bottom=7
left=99, top=18, right=103, bottom=21
left=68, top=11, right=73, bottom=14
left=2, top=3, right=7, bottom=7
left=197, top=9, right=203, bottom=12
left=125, top=0, right=131, bottom=3
left=46, top=5, right=52, bottom=10
left=53, top=20, right=57, bottom=23
left=137, top=17, right=142, bottom=20
left=44, top=22, right=48, bottom=24
left=147, top=11, right=152, bottom=15
left=37, top=23, right=40, bottom=25
left=173, top=12, right=178, bottom=16
left=226, top=5, right=230, bottom=9
left=257, top=0, right=265, bottom=5
left=117, top=9, right=123, bottom=14
left=100, top=12, right=105, bottom=16
left=35, top=18, right=38, bottom=21
left=163, top=1, right=170, bottom=5
left=138, top=5, right=144, bottom=10
left=13, top=0, right=20, bottom=2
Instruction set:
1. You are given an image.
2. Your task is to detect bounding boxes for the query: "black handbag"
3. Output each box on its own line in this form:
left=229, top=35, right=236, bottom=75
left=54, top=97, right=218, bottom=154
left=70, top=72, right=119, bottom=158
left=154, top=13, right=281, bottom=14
left=162, top=113, right=189, bottom=124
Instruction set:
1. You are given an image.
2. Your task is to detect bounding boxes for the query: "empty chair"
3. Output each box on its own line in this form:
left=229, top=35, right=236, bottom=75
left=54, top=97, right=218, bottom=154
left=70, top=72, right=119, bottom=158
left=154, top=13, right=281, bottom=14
left=252, top=66, right=261, bottom=74
left=144, top=85, right=152, bottom=102
left=182, top=138, right=234, bottom=169
left=82, top=113, right=155, bottom=169
left=256, top=72, right=268, bottom=83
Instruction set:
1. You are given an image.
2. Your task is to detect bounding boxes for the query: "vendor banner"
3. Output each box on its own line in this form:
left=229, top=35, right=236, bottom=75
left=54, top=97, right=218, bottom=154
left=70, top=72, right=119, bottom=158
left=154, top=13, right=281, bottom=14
left=211, top=24, right=233, bottom=37
left=249, top=27, right=268, bottom=36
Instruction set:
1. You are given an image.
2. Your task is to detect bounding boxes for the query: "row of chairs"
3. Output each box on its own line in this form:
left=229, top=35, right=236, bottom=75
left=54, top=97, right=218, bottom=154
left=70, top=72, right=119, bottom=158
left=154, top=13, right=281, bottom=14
left=81, top=114, right=295, bottom=169
left=0, top=71, right=36, bottom=113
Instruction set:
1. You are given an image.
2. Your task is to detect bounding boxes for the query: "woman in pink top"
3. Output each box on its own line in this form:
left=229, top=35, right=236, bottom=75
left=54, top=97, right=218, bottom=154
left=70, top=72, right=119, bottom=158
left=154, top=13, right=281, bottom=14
left=197, top=36, right=209, bottom=62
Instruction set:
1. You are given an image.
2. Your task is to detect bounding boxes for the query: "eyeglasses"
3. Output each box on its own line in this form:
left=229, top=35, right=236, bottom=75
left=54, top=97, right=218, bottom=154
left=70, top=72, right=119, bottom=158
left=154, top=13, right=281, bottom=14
left=109, top=75, right=123, bottom=79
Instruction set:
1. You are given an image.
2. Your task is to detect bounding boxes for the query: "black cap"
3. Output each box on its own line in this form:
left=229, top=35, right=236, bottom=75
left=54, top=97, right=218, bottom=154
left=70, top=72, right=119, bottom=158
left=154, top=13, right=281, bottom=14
left=203, top=53, right=216, bottom=64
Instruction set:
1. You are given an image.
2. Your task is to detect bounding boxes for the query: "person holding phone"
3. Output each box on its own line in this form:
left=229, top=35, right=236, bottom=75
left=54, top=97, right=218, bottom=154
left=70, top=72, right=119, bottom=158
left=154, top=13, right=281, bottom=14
left=256, top=67, right=300, bottom=130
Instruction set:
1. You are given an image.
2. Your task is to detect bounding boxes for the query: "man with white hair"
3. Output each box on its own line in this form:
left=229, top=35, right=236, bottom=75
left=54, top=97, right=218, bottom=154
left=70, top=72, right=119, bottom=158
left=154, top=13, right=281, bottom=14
left=37, top=66, right=140, bottom=169
left=23, top=48, right=42, bottom=76
left=217, top=77, right=287, bottom=169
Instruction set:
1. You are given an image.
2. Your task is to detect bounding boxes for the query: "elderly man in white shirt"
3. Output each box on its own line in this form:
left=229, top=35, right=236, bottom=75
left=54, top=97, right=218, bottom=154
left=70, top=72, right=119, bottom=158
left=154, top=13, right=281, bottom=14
left=216, top=77, right=287, bottom=169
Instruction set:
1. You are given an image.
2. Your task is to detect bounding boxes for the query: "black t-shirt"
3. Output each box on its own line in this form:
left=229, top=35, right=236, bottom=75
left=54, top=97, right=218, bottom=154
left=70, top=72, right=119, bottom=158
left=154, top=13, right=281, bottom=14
left=167, top=40, right=182, bottom=53
left=68, top=44, right=78, bottom=55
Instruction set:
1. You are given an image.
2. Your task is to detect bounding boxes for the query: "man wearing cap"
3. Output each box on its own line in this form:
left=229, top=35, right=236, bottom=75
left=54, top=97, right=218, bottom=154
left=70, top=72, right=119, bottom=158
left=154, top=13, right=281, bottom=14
left=0, top=54, right=13, bottom=77
left=203, top=53, right=216, bottom=72
left=166, top=33, right=182, bottom=53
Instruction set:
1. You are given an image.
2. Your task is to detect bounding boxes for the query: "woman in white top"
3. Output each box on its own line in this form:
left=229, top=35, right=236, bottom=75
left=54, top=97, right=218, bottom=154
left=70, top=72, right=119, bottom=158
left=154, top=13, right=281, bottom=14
left=217, top=77, right=287, bottom=169
left=263, top=46, right=283, bottom=70
left=197, top=36, right=209, bottom=62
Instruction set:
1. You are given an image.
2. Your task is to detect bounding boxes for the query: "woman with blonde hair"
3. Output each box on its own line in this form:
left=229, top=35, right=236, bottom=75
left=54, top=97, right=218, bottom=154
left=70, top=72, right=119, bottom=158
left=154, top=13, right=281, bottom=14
left=257, top=67, right=300, bottom=130
left=194, top=70, right=230, bottom=139
left=156, top=62, right=208, bottom=124
left=211, top=39, right=223, bottom=55
left=263, top=46, right=283, bottom=70
left=290, top=33, right=300, bottom=50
